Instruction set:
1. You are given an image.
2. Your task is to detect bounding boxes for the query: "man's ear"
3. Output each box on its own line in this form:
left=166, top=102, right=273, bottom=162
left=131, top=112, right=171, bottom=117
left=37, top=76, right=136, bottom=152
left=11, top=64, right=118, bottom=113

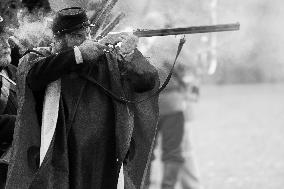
left=64, top=33, right=79, bottom=48
left=52, top=35, right=67, bottom=53
left=64, top=34, right=70, bottom=44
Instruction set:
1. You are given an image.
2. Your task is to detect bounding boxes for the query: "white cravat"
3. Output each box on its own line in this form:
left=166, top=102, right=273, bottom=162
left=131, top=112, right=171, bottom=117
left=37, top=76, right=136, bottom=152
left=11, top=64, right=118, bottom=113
left=39, top=79, right=61, bottom=166
left=38, top=48, right=125, bottom=189
left=117, top=164, right=124, bottom=189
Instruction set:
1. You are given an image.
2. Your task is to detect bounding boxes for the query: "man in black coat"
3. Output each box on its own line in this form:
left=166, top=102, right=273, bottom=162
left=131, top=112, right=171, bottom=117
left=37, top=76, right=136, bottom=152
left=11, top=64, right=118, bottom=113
left=6, top=7, right=159, bottom=189
left=0, top=17, right=17, bottom=189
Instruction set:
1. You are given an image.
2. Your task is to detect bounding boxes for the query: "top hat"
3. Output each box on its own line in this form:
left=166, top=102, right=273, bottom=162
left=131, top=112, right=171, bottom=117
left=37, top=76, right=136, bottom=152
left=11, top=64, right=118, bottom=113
left=52, top=7, right=92, bottom=35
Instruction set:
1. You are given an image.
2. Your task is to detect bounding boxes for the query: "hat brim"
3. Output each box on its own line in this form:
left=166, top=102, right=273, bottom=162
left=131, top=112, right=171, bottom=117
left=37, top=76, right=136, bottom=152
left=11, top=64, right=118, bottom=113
left=55, top=20, right=94, bottom=35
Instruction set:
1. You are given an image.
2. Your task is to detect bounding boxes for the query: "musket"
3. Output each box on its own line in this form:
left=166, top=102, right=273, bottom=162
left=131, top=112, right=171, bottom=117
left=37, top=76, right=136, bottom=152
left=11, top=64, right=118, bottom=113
left=91, top=0, right=119, bottom=35
left=96, top=12, right=125, bottom=40
left=89, top=0, right=109, bottom=23
left=132, top=22, right=240, bottom=37
left=0, top=73, right=16, bottom=88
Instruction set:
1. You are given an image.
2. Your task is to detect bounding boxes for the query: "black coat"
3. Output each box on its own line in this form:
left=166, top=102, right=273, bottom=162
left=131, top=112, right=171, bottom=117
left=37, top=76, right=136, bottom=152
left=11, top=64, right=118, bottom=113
left=0, top=64, right=17, bottom=189
left=0, top=64, right=17, bottom=115
left=6, top=49, right=159, bottom=189
left=0, top=64, right=17, bottom=155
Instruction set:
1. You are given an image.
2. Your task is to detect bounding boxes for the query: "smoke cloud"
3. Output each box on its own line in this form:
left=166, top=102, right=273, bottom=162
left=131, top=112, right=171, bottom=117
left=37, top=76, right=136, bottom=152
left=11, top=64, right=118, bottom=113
left=10, top=0, right=283, bottom=83
left=12, top=12, right=53, bottom=50
left=114, top=0, right=284, bottom=83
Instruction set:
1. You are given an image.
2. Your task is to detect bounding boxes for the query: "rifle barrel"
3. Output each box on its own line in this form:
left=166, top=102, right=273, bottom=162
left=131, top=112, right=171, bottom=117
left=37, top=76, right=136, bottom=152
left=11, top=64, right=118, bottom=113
left=133, top=23, right=240, bottom=37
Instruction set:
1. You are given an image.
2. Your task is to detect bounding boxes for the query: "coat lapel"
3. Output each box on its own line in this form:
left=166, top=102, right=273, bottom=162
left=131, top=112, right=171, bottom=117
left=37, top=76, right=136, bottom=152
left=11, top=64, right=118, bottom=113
left=105, top=52, right=160, bottom=189
left=106, top=53, right=134, bottom=162
left=39, top=79, right=61, bottom=165
left=5, top=55, right=42, bottom=189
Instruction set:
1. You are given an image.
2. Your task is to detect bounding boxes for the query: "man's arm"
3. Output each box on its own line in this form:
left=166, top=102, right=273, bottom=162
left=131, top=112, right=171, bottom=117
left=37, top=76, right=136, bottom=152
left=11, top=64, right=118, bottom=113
left=100, top=33, right=158, bottom=93
left=26, top=48, right=83, bottom=91
left=26, top=40, right=106, bottom=91
left=121, top=49, right=158, bottom=93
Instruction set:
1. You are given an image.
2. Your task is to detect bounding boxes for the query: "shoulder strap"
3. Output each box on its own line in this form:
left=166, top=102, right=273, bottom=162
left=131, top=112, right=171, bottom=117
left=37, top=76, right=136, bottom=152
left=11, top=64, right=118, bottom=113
left=22, top=49, right=46, bottom=57
left=80, top=37, right=186, bottom=104
left=0, top=49, right=46, bottom=92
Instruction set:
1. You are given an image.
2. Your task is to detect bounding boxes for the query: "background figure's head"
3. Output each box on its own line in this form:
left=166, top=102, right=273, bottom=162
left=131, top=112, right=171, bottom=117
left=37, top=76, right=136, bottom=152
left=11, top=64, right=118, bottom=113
left=51, top=7, right=91, bottom=52
left=0, top=34, right=12, bottom=67
left=0, top=0, right=20, bottom=29
left=22, top=0, right=51, bottom=14
left=0, top=16, right=11, bottom=67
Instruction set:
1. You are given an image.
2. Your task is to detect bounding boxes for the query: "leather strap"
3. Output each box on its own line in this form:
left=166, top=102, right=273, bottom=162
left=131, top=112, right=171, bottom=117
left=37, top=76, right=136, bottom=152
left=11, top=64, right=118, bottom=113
left=80, top=37, right=186, bottom=104
left=23, top=38, right=186, bottom=105
left=22, top=49, right=46, bottom=57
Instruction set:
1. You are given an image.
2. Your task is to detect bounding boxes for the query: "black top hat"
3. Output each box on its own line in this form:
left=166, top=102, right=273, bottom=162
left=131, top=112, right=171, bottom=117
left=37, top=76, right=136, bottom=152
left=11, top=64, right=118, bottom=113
left=52, top=7, right=91, bottom=35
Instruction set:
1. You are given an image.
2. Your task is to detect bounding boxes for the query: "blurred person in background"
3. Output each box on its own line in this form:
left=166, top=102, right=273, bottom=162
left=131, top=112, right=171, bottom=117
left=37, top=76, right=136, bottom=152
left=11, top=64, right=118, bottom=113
left=0, top=0, right=22, bottom=67
left=18, top=0, right=52, bottom=25
left=5, top=7, right=159, bottom=189
left=144, top=61, right=202, bottom=189
left=140, top=12, right=203, bottom=189
left=0, top=0, right=20, bottom=29
left=178, top=69, right=202, bottom=189
left=0, top=0, right=48, bottom=67
left=6, top=0, right=55, bottom=67
left=0, top=16, right=17, bottom=189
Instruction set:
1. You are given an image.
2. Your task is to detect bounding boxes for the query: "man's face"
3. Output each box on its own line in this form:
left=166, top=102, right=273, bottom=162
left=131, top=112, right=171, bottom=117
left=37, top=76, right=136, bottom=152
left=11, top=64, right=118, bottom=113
left=65, top=27, right=91, bottom=48
left=0, top=34, right=11, bottom=66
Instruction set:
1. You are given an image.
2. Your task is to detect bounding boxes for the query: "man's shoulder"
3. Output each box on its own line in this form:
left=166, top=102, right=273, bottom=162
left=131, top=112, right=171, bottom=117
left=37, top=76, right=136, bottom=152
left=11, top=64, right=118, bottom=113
left=20, top=47, right=51, bottom=64
left=18, top=50, right=48, bottom=75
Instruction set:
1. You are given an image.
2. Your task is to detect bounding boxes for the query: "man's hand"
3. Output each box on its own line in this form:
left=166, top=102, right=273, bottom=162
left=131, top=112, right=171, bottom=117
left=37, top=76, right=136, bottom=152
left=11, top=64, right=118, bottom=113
left=98, top=32, right=139, bottom=56
left=78, top=40, right=105, bottom=62
left=119, top=33, right=139, bottom=55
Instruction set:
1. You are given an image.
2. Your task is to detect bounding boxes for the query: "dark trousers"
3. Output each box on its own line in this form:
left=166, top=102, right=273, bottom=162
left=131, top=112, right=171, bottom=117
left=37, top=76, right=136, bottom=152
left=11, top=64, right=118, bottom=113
left=159, top=111, right=185, bottom=163
left=0, top=164, right=7, bottom=189
left=145, top=111, right=185, bottom=189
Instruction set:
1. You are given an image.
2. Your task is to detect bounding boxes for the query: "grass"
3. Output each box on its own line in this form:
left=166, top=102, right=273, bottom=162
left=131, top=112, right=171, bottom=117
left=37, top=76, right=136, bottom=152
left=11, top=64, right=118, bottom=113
left=150, top=83, right=284, bottom=189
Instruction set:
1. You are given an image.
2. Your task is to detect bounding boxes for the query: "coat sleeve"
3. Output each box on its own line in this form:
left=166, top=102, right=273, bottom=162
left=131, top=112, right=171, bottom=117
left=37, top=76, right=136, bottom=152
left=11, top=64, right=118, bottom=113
left=26, top=48, right=83, bottom=91
left=120, top=49, right=158, bottom=93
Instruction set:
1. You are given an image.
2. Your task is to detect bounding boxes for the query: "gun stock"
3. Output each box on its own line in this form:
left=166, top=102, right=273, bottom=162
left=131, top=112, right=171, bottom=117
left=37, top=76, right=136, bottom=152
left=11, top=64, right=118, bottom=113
left=133, top=23, right=240, bottom=37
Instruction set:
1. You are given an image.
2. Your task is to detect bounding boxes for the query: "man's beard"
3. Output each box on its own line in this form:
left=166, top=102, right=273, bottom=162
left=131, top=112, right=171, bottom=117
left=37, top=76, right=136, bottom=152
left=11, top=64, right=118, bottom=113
left=0, top=56, right=11, bottom=67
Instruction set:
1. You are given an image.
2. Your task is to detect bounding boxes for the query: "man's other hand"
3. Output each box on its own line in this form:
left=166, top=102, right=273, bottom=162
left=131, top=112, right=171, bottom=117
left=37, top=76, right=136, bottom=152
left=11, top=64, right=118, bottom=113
left=119, top=33, right=139, bottom=55
left=98, top=32, right=139, bottom=55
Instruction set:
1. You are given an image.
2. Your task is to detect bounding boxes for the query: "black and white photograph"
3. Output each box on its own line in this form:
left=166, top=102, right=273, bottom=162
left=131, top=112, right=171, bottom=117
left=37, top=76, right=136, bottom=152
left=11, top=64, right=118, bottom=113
left=0, top=0, right=283, bottom=189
